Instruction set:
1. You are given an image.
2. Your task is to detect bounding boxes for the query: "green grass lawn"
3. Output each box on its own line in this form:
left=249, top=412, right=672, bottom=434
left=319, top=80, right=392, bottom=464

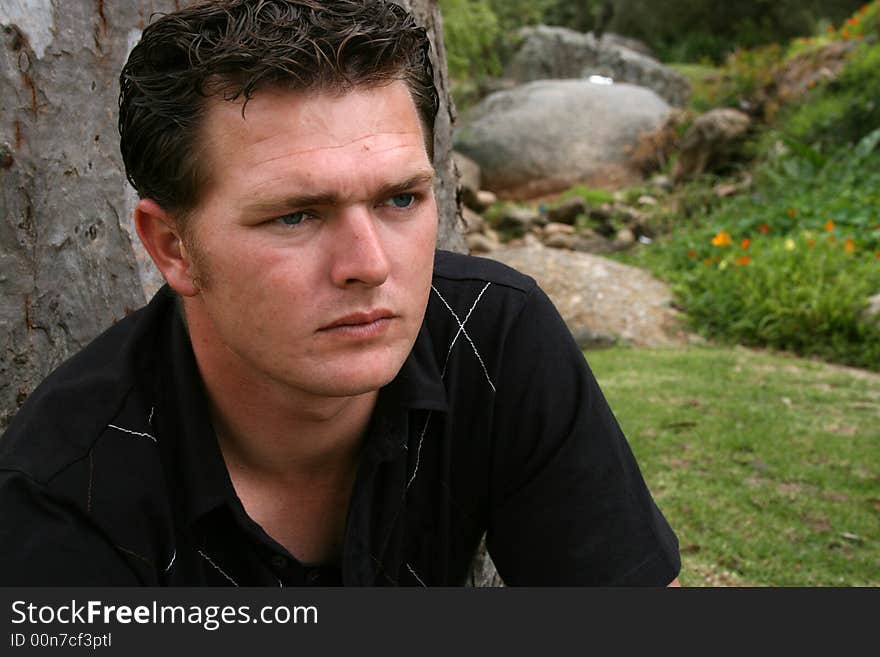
left=585, top=344, right=880, bottom=587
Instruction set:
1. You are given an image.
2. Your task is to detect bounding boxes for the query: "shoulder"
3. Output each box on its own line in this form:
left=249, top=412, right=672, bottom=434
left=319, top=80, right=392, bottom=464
left=0, top=291, right=176, bottom=584
left=428, top=250, right=539, bottom=333
left=433, top=249, right=537, bottom=296
left=0, top=288, right=173, bottom=485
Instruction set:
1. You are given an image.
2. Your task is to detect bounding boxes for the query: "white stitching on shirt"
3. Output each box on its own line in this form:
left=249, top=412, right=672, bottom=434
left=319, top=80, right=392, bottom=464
left=164, top=549, right=176, bottom=573
left=406, top=562, right=427, bottom=587
left=148, top=406, right=155, bottom=426
left=407, top=411, right=432, bottom=490
left=430, top=284, right=496, bottom=393
left=440, top=282, right=492, bottom=378
left=407, top=283, right=494, bottom=489
left=197, top=549, right=239, bottom=586
left=107, top=424, right=157, bottom=443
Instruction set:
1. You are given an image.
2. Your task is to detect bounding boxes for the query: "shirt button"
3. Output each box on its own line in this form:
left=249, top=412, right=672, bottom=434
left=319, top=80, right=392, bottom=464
left=305, top=568, right=321, bottom=584
left=270, top=555, right=288, bottom=570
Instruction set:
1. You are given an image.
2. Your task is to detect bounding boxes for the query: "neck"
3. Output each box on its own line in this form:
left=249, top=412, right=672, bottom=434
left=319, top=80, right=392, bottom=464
left=210, top=387, right=377, bottom=480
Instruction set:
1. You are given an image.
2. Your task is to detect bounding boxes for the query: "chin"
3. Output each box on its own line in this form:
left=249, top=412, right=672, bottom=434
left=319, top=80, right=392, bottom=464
left=309, top=357, right=404, bottom=398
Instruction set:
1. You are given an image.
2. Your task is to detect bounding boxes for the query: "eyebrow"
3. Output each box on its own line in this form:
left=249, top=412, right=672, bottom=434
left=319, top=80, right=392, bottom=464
left=242, top=170, right=436, bottom=216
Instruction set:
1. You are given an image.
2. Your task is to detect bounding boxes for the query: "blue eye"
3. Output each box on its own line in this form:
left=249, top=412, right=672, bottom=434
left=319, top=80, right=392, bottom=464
left=388, top=194, right=415, bottom=209
left=277, top=211, right=307, bottom=226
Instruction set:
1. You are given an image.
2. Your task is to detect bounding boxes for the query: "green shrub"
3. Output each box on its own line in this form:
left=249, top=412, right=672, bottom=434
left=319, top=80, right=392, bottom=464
left=438, top=0, right=501, bottom=81
left=673, top=232, right=880, bottom=369
left=625, top=128, right=880, bottom=370
left=609, top=0, right=864, bottom=63
left=781, top=40, right=880, bottom=150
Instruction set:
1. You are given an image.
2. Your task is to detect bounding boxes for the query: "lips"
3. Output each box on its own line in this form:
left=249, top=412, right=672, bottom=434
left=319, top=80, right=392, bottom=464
left=320, top=309, right=394, bottom=331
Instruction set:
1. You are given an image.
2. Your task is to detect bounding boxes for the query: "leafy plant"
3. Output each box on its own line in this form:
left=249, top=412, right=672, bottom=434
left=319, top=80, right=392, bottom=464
left=675, top=231, right=880, bottom=369
left=781, top=40, right=880, bottom=150
left=438, top=0, right=501, bottom=81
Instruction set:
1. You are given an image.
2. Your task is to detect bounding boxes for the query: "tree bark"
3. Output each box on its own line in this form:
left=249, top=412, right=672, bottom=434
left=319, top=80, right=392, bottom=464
left=1, top=0, right=155, bottom=429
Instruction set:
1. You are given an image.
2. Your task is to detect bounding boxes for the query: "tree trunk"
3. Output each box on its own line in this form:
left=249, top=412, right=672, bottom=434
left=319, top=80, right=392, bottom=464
left=1, top=1, right=154, bottom=429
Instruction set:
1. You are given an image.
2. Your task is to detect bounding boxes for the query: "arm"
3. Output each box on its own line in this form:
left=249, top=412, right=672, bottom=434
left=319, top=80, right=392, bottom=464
left=486, top=286, right=681, bottom=586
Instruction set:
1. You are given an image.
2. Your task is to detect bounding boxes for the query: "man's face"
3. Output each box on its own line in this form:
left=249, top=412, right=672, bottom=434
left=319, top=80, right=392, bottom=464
left=181, top=81, right=438, bottom=399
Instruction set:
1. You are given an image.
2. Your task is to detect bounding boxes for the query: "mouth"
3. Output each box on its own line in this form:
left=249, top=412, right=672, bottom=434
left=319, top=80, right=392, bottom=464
left=318, top=309, right=395, bottom=338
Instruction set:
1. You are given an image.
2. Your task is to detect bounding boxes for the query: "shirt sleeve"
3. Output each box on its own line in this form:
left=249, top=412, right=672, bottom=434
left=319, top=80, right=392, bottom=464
left=486, top=285, right=680, bottom=585
left=0, top=470, right=142, bottom=585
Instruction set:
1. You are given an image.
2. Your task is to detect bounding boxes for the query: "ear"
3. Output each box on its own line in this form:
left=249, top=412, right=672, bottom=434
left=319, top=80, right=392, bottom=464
left=134, top=198, right=200, bottom=297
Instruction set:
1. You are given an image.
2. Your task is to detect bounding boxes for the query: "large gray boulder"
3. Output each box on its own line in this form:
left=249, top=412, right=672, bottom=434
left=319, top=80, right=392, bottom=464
left=505, top=25, right=690, bottom=108
left=454, top=79, right=672, bottom=199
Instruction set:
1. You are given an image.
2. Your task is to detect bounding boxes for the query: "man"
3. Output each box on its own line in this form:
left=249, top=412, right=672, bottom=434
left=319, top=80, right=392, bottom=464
left=0, top=0, right=680, bottom=586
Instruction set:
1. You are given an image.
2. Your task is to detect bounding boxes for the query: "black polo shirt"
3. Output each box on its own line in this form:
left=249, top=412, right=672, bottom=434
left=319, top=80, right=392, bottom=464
left=0, top=250, right=679, bottom=586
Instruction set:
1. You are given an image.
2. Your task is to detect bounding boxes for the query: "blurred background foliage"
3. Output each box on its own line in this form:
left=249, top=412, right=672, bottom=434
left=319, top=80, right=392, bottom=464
left=440, top=0, right=869, bottom=80
left=440, top=1, right=880, bottom=372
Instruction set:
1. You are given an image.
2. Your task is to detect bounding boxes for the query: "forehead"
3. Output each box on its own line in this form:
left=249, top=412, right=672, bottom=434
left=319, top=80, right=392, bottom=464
left=198, top=82, right=430, bottom=194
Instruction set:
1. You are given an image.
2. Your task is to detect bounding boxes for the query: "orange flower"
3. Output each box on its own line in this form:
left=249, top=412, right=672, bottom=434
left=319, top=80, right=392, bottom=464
left=807, top=238, right=816, bottom=248
left=758, top=223, right=771, bottom=234
left=843, top=238, right=855, bottom=254
left=735, top=255, right=751, bottom=266
left=828, top=235, right=837, bottom=244
left=740, top=237, right=751, bottom=249
left=876, top=251, right=880, bottom=259
left=847, top=16, right=860, bottom=26
left=687, top=249, right=697, bottom=259
left=786, top=208, right=797, bottom=218
left=703, top=257, right=714, bottom=267
left=824, top=219, right=836, bottom=231
left=842, top=28, right=851, bottom=39
left=711, top=231, right=733, bottom=247
left=828, top=24, right=836, bottom=33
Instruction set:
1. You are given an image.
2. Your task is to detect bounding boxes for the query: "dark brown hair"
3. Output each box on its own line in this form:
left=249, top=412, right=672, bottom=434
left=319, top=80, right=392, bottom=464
left=118, top=0, right=438, bottom=218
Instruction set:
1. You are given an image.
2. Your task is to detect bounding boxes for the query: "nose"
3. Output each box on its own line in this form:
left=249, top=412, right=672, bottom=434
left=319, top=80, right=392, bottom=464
left=329, top=207, right=391, bottom=288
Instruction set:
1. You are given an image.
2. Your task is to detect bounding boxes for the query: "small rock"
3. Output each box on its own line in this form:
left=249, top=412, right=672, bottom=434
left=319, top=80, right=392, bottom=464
left=466, top=233, right=497, bottom=254
left=543, top=232, right=577, bottom=250
left=614, top=227, right=636, bottom=247
left=543, top=222, right=576, bottom=236
left=546, top=198, right=586, bottom=225
left=496, top=206, right=540, bottom=236
left=637, top=194, right=658, bottom=206
left=588, top=204, right=613, bottom=223
left=573, top=232, right=615, bottom=254
left=474, top=190, right=498, bottom=211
